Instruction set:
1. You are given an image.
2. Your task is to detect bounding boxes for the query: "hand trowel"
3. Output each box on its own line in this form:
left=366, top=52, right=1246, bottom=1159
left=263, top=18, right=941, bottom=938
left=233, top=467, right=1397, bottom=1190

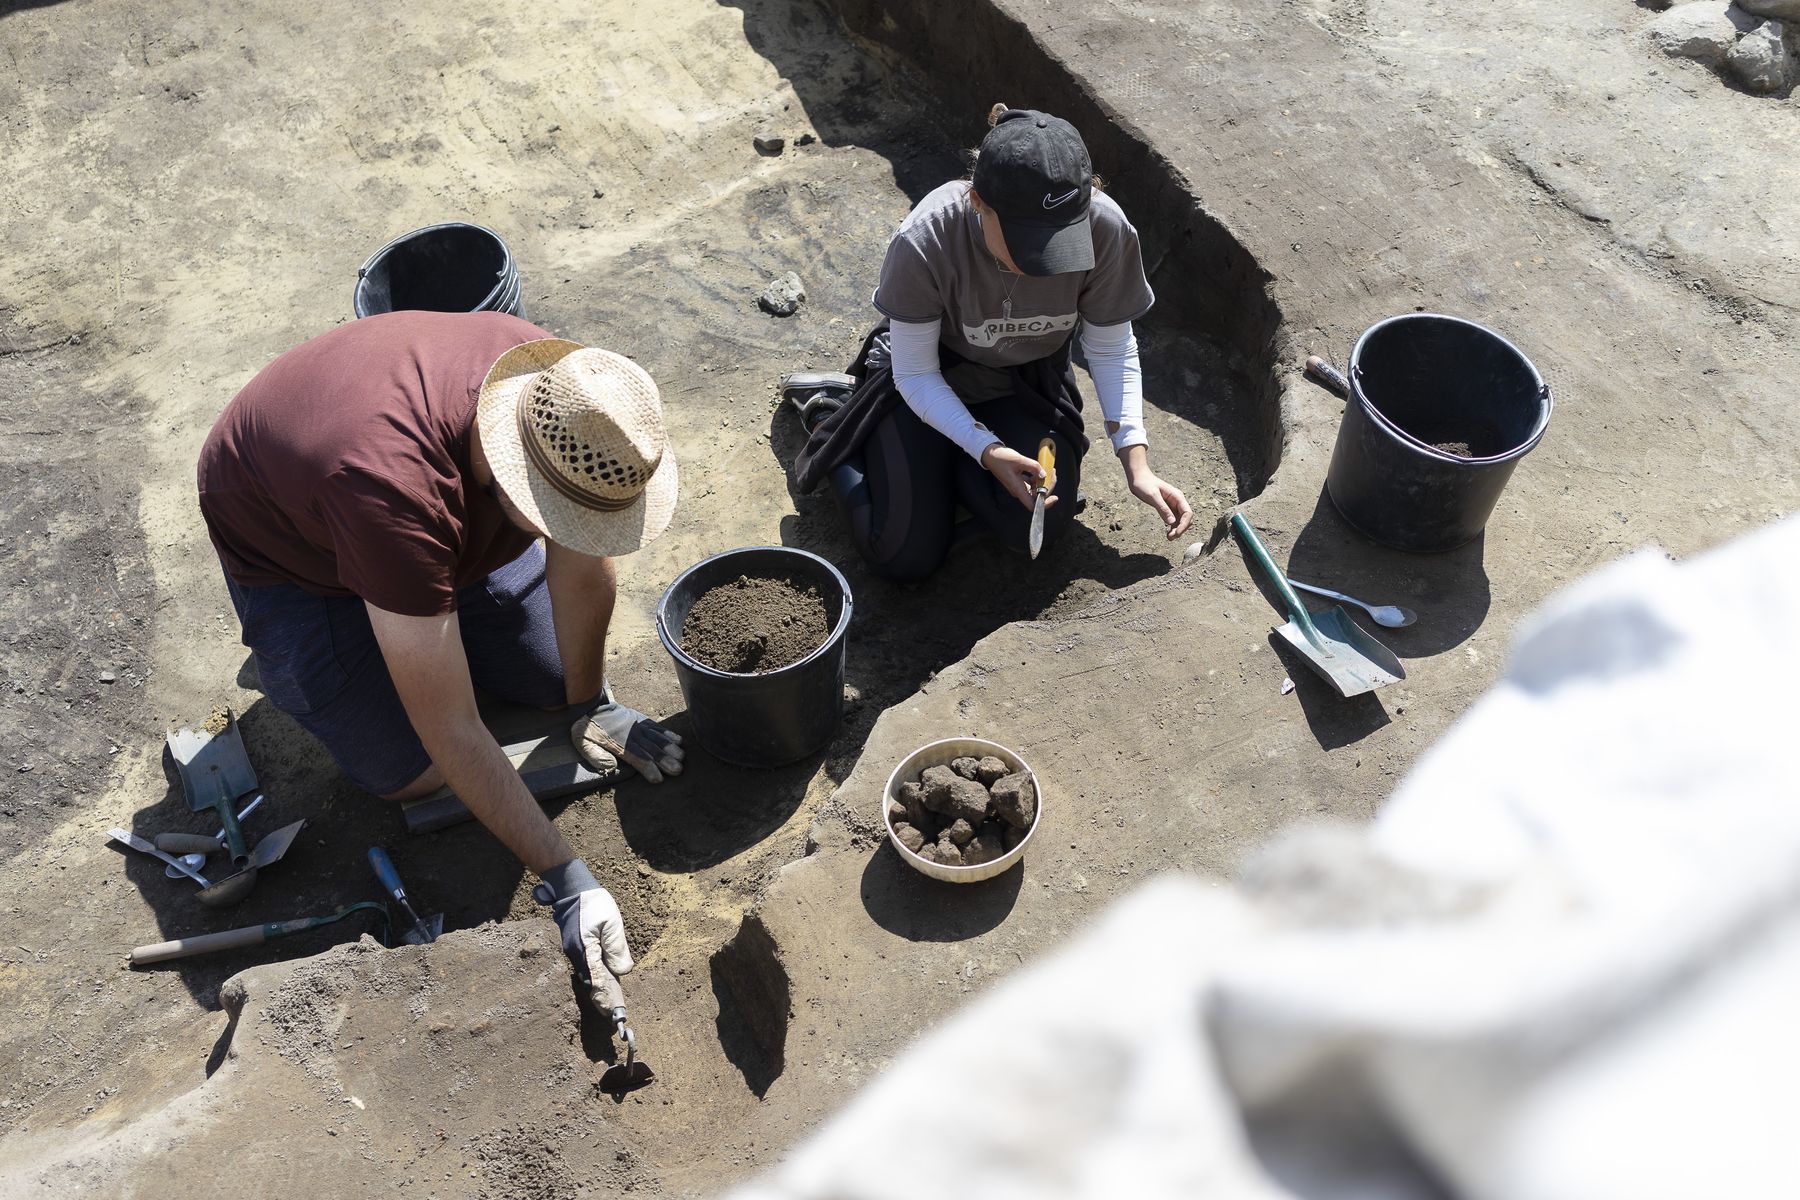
left=1027, top=436, right=1056, bottom=560
left=591, top=963, right=655, bottom=1094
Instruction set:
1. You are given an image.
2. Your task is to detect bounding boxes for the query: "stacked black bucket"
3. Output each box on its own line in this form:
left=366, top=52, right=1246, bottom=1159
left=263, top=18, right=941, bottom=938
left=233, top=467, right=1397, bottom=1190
left=352, top=222, right=523, bottom=320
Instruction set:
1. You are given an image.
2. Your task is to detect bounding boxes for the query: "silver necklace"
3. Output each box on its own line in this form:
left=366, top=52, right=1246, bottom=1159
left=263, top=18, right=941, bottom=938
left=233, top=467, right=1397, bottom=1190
left=995, top=257, right=1021, bottom=318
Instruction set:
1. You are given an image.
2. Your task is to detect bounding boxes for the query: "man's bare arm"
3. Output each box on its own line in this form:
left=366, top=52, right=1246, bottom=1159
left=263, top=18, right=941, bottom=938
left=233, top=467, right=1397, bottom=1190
left=364, top=601, right=575, bottom=875
left=544, top=542, right=616, bottom=706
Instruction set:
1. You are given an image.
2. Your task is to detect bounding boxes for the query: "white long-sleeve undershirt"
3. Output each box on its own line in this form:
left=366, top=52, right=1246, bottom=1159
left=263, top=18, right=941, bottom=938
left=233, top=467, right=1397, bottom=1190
left=887, top=319, right=1148, bottom=464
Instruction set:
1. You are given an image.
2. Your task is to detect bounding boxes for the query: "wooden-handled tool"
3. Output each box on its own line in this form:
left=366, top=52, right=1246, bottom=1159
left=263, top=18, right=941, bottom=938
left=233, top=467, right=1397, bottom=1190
left=129, top=903, right=390, bottom=965
left=1027, top=437, right=1056, bottom=560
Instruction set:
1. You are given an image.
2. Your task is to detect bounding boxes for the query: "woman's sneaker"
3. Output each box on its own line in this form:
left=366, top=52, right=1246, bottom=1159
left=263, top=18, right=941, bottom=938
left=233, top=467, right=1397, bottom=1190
left=780, top=371, right=857, bottom=432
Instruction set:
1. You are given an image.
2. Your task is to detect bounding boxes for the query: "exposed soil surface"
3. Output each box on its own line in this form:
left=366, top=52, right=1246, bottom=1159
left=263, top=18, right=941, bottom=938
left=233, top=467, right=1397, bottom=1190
left=680, top=574, right=829, bottom=673
left=1433, top=442, right=1475, bottom=458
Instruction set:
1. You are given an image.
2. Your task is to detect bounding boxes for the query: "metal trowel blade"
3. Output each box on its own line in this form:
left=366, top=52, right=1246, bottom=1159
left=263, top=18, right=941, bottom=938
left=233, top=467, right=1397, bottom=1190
left=402, top=912, right=445, bottom=946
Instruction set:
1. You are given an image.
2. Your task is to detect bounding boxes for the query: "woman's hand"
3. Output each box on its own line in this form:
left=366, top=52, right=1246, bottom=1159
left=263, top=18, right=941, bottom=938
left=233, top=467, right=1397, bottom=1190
left=1120, top=446, right=1193, bottom=540
left=981, top=442, right=1057, bottom=512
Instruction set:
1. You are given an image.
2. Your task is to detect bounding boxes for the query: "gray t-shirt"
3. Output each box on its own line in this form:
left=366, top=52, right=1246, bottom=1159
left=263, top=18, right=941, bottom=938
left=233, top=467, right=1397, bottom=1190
left=872, top=181, right=1155, bottom=368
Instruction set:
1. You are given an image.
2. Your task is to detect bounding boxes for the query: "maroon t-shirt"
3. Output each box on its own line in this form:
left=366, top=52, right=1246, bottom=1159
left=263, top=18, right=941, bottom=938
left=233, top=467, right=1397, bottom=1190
left=197, top=310, right=545, bottom=617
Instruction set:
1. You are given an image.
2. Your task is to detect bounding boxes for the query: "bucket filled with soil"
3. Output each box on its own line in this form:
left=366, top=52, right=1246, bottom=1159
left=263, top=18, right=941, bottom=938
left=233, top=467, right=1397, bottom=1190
left=1326, top=313, right=1552, bottom=552
left=656, top=546, right=852, bottom=768
left=882, top=738, right=1041, bottom=884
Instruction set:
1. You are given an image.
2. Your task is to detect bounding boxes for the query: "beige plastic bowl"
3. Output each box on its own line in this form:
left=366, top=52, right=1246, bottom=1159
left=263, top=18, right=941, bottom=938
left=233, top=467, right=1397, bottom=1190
left=883, top=737, right=1041, bottom=883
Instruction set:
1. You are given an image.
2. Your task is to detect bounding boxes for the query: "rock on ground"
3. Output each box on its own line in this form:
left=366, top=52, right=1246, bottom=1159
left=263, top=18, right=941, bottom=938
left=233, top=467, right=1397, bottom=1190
left=1648, top=1, right=1757, bottom=64
left=758, top=271, right=806, bottom=317
left=1726, top=20, right=1797, bottom=90
left=1739, top=0, right=1800, bottom=19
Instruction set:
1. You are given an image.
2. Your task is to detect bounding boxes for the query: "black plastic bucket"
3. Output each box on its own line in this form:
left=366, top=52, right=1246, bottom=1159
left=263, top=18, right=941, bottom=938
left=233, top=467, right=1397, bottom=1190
left=352, top=222, right=523, bottom=319
left=1325, top=313, right=1551, bottom=553
left=656, top=546, right=853, bottom=768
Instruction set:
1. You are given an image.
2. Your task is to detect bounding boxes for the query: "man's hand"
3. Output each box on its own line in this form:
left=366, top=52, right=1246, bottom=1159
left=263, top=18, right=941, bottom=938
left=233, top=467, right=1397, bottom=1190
left=533, top=859, right=634, bottom=1012
left=981, top=442, right=1058, bottom=512
left=1120, top=446, right=1194, bottom=540
left=571, top=690, right=685, bottom=783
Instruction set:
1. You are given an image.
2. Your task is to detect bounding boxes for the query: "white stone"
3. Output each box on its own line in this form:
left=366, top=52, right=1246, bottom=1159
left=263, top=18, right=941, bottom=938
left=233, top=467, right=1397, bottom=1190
left=1726, top=19, right=1797, bottom=90
left=1647, top=1, right=1757, bottom=64
left=1737, top=0, right=1800, bottom=21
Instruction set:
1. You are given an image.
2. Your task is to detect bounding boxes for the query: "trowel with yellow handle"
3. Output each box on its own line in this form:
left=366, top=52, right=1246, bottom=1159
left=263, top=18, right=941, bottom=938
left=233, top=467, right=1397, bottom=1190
left=1027, top=436, right=1056, bottom=560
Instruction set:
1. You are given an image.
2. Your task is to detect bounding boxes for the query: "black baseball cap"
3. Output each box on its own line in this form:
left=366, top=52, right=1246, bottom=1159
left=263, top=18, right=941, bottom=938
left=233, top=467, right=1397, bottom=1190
left=972, top=109, right=1095, bottom=276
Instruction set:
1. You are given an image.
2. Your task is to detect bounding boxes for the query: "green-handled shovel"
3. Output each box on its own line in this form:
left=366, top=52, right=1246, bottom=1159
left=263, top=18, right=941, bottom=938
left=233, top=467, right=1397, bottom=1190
left=1229, top=512, right=1404, bottom=698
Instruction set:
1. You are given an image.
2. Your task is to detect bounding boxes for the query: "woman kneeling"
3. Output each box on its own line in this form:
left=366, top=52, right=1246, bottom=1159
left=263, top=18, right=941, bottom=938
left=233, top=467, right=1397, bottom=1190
left=787, top=105, right=1193, bottom=581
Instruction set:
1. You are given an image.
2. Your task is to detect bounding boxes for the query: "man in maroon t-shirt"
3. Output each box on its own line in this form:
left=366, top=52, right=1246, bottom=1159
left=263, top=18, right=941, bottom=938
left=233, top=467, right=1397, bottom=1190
left=198, top=310, right=681, bottom=1013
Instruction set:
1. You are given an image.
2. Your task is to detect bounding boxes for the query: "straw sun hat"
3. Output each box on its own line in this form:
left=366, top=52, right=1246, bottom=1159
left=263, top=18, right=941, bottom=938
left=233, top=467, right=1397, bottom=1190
left=476, top=339, right=678, bottom=557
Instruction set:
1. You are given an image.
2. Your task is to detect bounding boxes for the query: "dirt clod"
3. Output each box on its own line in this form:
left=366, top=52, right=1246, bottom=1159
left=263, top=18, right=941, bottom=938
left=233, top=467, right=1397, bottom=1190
left=943, top=818, right=974, bottom=846
left=896, top=780, right=930, bottom=825
left=974, top=756, right=1010, bottom=785
left=1433, top=441, right=1474, bottom=457
left=935, top=839, right=963, bottom=866
left=963, top=830, right=1004, bottom=865
left=894, top=822, right=926, bottom=854
left=680, top=573, right=829, bottom=673
left=922, top=770, right=991, bottom=825
left=950, top=756, right=982, bottom=780
left=990, top=772, right=1038, bottom=829
left=885, top=798, right=909, bottom=828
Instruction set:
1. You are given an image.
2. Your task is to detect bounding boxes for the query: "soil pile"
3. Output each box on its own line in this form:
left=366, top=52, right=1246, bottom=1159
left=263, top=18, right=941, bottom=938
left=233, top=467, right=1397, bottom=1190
left=681, top=573, right=830, bottom=673
left=888, top=756, right=1037, bottom=867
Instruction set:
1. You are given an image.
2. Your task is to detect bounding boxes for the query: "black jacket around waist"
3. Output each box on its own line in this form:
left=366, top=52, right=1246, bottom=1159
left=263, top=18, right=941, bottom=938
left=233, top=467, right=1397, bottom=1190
left=792, top=321, right=1089, bottom=493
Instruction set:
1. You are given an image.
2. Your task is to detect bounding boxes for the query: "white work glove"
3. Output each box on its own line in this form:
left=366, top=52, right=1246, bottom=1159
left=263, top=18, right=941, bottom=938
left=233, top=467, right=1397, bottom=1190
left=570, top=685, right=685, bottom=784
left=533, top=859, right=634, bottom=1012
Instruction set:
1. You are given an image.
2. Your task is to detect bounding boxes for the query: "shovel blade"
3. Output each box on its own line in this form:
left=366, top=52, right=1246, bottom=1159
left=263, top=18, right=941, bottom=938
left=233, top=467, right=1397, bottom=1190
left=1028, top=494, right=1046, bottom=559
left=1276, top=605, right=1405, bottom=698
left=167, top=715, right=259, bottom=813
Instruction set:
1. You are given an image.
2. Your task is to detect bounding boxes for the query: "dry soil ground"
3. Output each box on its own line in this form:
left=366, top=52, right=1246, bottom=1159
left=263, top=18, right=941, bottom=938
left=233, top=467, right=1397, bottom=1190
left=1, top=0, right=1796, bottom=1195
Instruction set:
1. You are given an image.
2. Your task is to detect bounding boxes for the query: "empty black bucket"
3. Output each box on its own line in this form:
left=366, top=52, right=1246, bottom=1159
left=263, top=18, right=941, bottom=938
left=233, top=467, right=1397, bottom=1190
left=1325, top=313, right=1551, bottom=553
left=352, top=222, right=523, bottom=319
left=656, top=546, right=853, bottom=768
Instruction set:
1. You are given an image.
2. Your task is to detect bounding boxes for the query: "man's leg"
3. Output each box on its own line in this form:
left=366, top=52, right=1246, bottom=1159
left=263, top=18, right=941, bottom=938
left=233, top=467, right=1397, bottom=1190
left=951, top=395, right=1084, bottom=555
left=225, top=573, right=437, bottom=799
left=457, top=543, right=572, bottom=710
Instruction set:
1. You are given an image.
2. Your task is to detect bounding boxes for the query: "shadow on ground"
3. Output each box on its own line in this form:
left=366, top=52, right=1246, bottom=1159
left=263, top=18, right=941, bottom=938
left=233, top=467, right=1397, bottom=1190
left=1287, top=486, right=1492, bottom=657
left=860, top=843, right=1023, bottom=940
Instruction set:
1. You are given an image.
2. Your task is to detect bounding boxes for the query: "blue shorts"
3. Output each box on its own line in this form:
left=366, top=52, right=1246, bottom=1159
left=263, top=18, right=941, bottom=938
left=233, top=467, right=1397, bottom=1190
left=224, top=544, right=566, bottom=795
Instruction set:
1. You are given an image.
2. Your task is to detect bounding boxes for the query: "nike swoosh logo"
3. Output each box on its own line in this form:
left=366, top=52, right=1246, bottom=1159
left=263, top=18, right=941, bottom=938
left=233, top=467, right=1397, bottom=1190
left=1042, top=188, right=1080, bottom=209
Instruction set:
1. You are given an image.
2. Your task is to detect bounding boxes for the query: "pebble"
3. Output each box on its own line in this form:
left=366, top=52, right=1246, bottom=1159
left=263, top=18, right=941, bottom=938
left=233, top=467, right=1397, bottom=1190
left=753, top=132, right=785, bottom=155
left=1726, top=19, right=1795, bottom=91
left=98, top=670, right=116, bottom=684
left=1183, top=541, right=1206, bottom=564
left=758, top=272, right=806, bottom=317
